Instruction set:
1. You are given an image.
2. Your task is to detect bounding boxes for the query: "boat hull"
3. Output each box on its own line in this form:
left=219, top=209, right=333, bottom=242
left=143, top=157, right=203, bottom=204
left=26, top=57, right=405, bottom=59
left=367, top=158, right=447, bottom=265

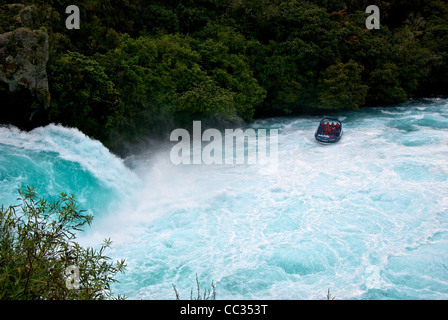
left=315, top=130, right=343, bottom=144
left=315, top=117, right=343, bottom=144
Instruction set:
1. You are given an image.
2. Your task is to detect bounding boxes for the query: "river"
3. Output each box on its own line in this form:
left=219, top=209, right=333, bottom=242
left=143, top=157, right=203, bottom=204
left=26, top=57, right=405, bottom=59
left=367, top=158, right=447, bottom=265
left=1, top=98, right=448, bottom=299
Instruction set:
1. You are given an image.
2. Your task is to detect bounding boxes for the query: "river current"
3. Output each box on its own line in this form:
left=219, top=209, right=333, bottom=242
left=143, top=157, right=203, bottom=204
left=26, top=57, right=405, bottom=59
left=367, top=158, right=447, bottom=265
left=1, top=98, right=448, bottom=299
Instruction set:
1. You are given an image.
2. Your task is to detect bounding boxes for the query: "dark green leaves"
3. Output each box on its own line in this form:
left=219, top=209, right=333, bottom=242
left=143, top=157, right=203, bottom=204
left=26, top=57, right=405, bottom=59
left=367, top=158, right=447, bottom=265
left=0, top=187, right=126, bottom=300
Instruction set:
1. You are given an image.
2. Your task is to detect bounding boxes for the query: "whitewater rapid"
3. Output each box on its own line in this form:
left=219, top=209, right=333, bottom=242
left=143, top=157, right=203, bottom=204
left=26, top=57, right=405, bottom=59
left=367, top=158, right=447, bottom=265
left=1, top=98, right=448, bottom=299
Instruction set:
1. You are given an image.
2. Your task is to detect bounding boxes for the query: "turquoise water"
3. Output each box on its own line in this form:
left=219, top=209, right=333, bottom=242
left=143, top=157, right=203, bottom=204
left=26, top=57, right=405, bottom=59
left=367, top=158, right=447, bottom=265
left=1, top=98, right=448, bottom=299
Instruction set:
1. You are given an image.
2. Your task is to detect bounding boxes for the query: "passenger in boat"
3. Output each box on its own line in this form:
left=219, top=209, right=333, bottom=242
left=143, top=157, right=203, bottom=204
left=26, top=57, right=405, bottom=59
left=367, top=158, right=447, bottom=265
left=324, top=123, right=330, bottom=135
left=320, top=122, right=326, bottom=133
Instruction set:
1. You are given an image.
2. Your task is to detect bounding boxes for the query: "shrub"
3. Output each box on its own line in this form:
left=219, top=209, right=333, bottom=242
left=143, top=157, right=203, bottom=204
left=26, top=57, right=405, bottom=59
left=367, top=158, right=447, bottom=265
left=0, top=186, right=126, bottom=300
left=318, top=60, right=368, bottom=110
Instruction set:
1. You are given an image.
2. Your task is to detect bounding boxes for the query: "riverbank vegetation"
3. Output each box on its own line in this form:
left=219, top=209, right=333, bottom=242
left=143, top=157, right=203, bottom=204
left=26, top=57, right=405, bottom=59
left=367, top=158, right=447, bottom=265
left=1, top=0, right=447, bottom=152
left=0, top=187, right=126, bottom=300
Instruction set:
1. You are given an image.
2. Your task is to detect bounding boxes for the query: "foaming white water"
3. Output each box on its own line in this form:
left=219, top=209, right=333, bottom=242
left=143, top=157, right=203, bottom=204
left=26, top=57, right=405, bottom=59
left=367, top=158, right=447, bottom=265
left=0, top=124, right=139, bottom=194
left=0, top=124, right=140, bottom=229
left=1, top=99, right=448, bottom=300
left=0, top=124, right=138, bottom=192
left=94, top=99, right=448, bottom=300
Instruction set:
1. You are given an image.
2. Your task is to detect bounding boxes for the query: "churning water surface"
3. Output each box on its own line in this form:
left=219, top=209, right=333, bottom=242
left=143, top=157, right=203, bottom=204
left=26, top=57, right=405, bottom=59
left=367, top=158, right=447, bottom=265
left=1, top=98, right=448, bottom=299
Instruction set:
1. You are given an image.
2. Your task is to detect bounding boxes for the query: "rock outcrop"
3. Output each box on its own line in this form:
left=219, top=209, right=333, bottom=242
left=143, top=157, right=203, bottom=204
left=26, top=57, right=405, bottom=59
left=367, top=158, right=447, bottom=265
left=0, top=4, right=50, bottom=109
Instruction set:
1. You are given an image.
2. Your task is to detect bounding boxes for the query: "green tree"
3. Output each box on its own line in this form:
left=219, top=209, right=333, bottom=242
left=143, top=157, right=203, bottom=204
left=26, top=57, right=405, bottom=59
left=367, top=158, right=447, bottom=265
left=0, top=187, right=126, bottom=300
left=367, top=63, right=408, bottom=104
left=97, top=33, right=206, bottom=142
left=175, top=79, right=237, bottom=124
left=318, top=60, right=368, bottom=110
left=420, top=17, right=448, bottom=94
left=194, top=24, right=266, bottom=119
left=48, top=51, right=120, bottom=143
left=392, top=26, right=440, bottom=95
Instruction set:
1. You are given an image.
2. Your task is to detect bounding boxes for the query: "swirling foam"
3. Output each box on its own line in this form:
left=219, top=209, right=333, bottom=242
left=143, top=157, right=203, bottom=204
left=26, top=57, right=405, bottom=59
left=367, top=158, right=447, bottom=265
left=1, top=99, right=448, bottom=299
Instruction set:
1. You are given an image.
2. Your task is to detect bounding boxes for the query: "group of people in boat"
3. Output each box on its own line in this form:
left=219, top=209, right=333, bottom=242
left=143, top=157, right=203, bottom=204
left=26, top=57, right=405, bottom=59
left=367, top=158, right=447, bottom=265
left=320, top=121, right=341, bottom=136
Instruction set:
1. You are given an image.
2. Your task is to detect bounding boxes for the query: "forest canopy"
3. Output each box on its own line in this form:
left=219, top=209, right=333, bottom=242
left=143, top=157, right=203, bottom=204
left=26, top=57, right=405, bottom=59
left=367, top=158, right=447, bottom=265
left=1, top=0, right=447, bottom=152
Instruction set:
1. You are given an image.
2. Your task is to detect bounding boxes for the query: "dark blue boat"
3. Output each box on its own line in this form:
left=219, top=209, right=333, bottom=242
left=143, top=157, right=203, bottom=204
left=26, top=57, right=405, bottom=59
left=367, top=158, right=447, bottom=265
left=315, top=118, right=343, bottom=144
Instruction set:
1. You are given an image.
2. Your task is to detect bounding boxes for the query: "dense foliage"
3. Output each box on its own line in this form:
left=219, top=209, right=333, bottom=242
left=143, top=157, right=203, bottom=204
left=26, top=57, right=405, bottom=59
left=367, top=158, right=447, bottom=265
left=1, top=0, right=447, bottom=151
left=0, top=187, right=126, bottom=300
